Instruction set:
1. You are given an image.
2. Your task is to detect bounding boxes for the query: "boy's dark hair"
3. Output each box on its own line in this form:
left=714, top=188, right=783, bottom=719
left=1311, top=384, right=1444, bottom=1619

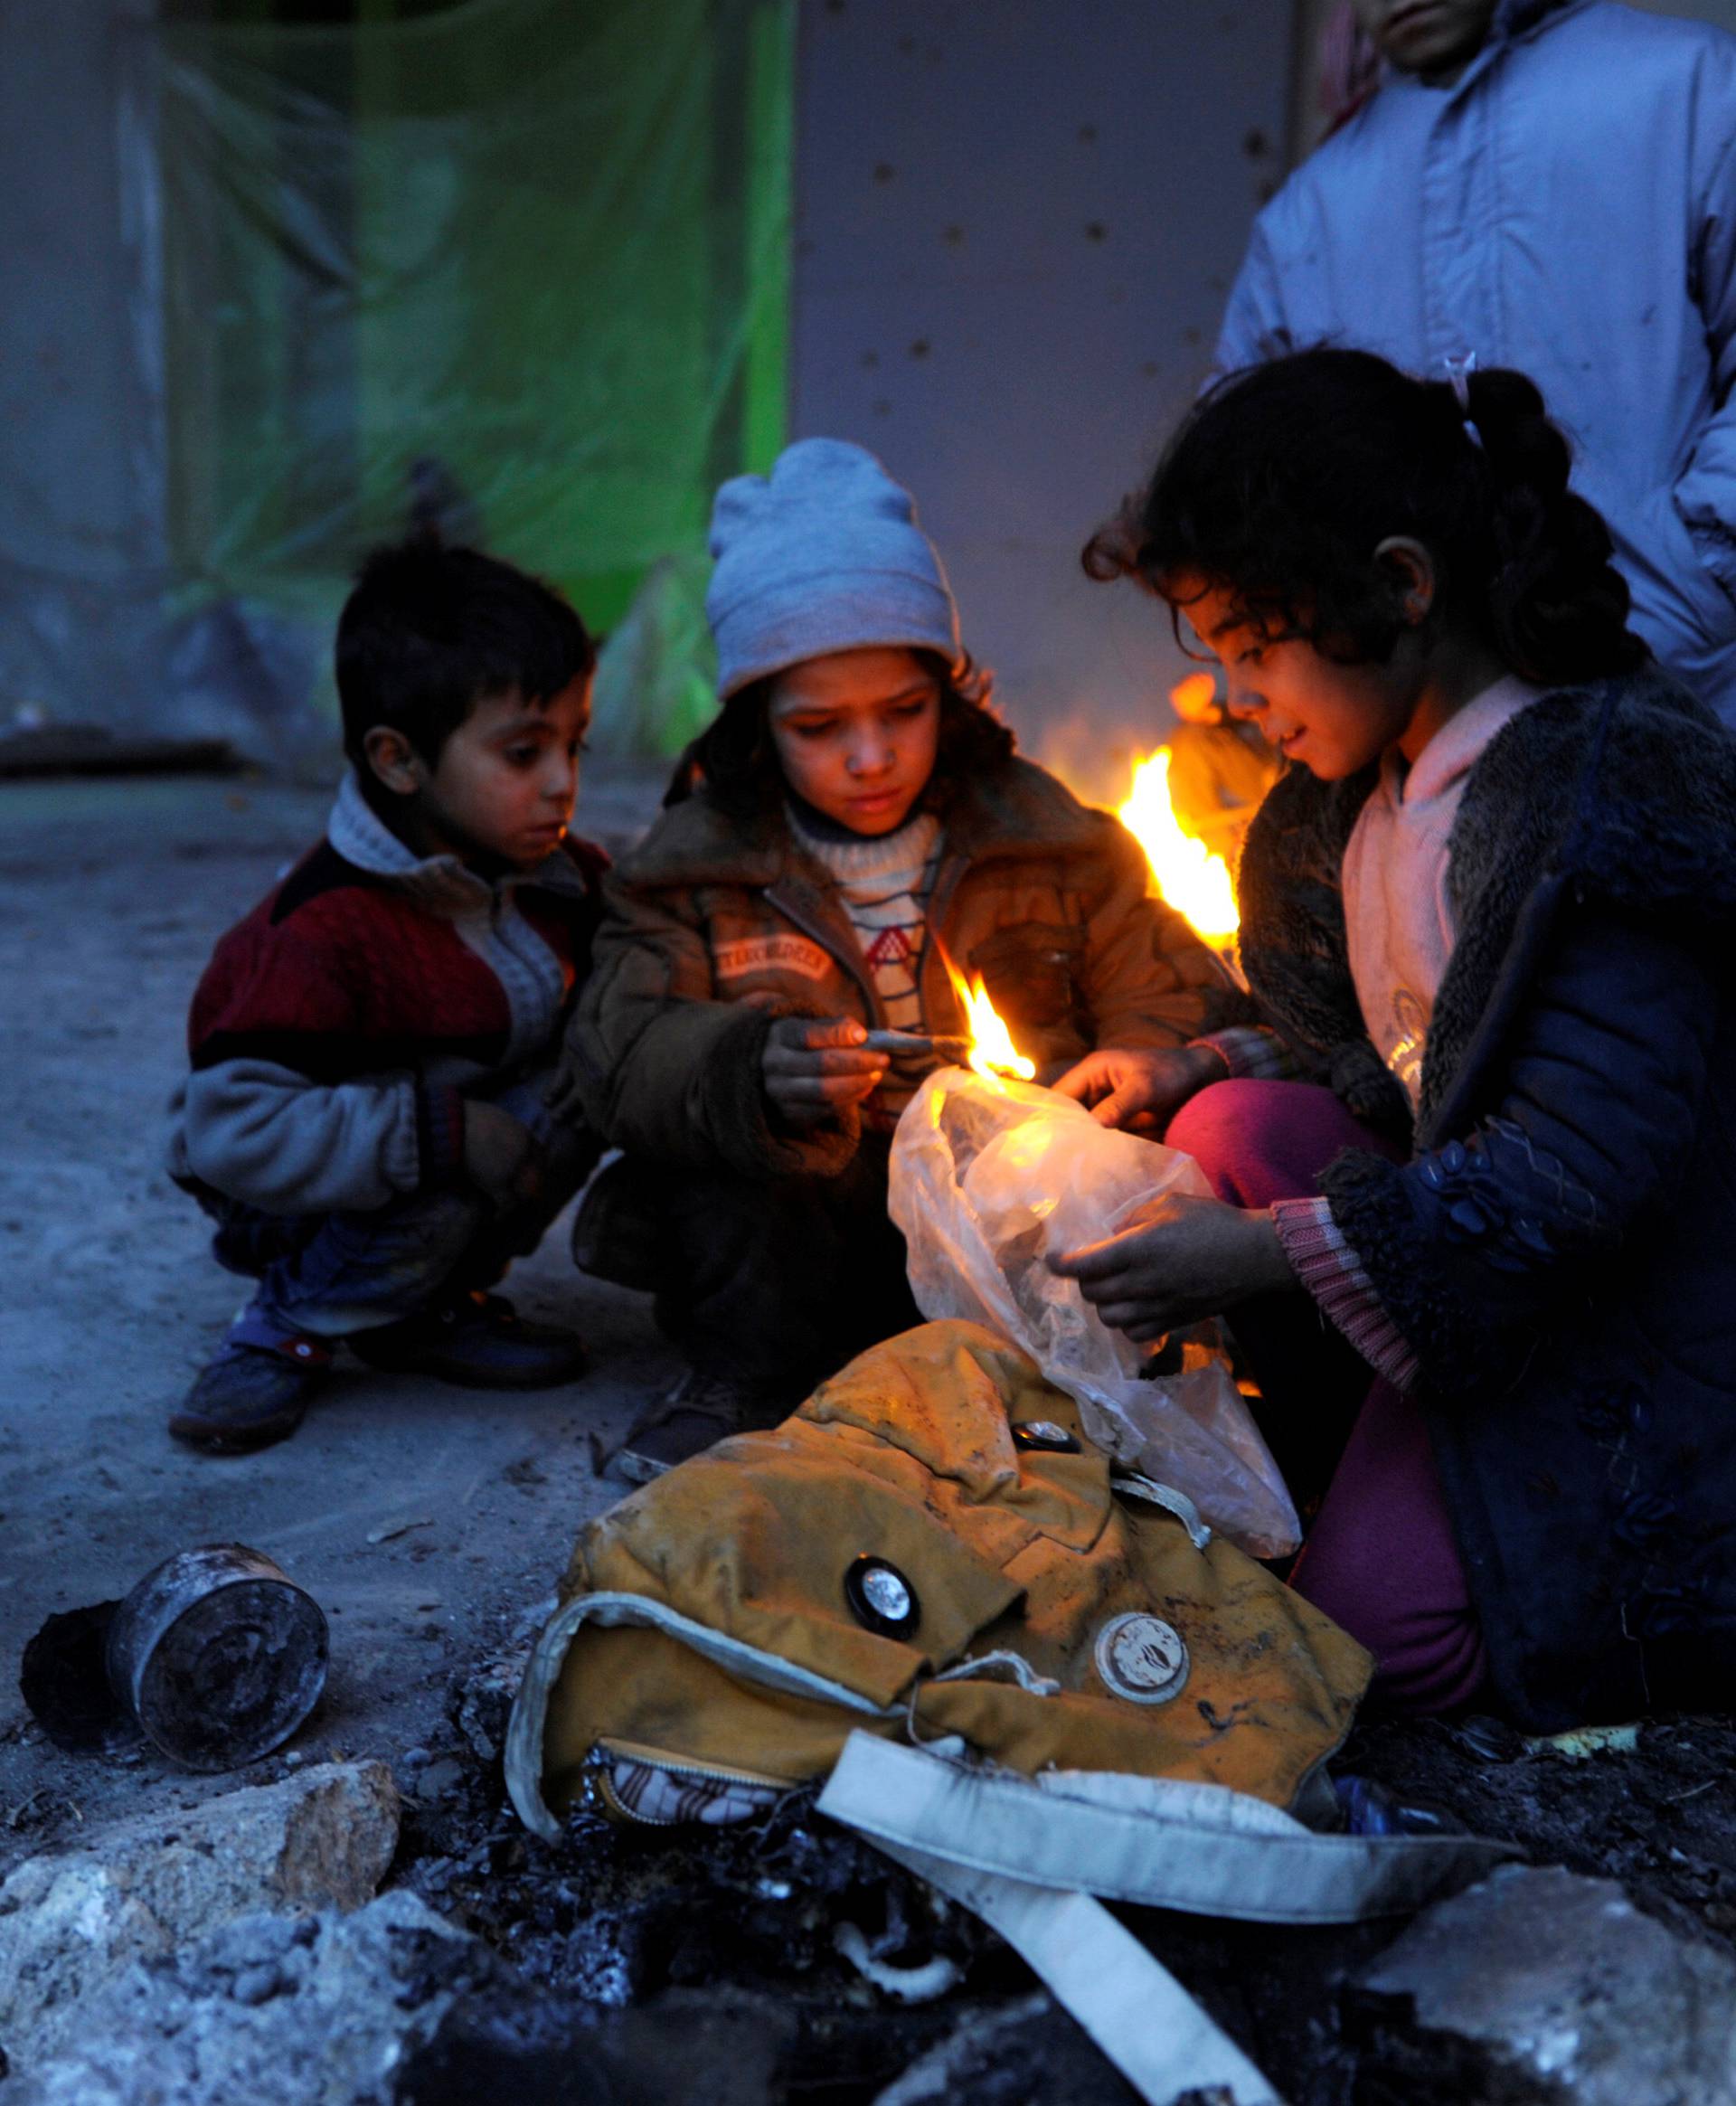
left=662, top=651, right=1016, bottom=817
left=335, top=539, right=596, bottom=771
left=1084, top=348, right=1648, bottom=688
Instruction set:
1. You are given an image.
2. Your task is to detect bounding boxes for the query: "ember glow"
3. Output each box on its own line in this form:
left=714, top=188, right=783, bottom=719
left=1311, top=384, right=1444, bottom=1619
left=1116, top=746, right=1240, bottom=950
left=942, top=957, right=1036, bottom=1083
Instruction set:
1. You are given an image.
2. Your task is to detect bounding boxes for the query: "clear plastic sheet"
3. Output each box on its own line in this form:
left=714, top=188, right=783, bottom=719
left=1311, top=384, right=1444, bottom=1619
left=890, top=1071, right=1299, bottom=1558
left=7, top=0, right=788, bottom=757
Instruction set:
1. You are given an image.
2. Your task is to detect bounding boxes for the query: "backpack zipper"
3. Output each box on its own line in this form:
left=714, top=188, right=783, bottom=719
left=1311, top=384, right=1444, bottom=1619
left=585, top=1744, right=783, bottom=1827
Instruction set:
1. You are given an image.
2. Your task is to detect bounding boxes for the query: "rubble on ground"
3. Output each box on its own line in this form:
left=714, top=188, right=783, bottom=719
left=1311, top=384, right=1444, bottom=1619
left=6, top=1643, right=1736, bottom=2105
left=3, top=1892, right=472, bottom=2106
left=1348, top=1863, right=1736, bottom=2104
left=398, top=1981, right=799, bottom=2106
left=384, top=1652, right=1736, bottom=2104
left=0, top=1760, right=399, bottom=2072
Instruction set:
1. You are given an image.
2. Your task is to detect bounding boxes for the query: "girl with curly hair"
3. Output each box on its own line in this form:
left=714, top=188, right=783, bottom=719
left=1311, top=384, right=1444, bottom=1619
left=1054, top=348, right=1736, bottom=1730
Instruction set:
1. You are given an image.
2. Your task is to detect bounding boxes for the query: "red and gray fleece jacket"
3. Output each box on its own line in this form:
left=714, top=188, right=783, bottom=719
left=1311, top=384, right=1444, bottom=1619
left=165, top=772, right=605, bottom=1217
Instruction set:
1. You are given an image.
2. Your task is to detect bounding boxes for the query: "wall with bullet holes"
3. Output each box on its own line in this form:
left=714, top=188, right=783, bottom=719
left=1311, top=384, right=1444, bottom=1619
left=788, top=0, right=1296, bottom=790
left=790, top=0, right=1736, bottom=789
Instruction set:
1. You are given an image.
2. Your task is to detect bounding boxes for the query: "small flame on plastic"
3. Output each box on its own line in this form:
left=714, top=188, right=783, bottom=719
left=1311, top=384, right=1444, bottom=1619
left=941, top=953, right=1036, bottom=1083
left=1116, top=746, right=1240, bottom=949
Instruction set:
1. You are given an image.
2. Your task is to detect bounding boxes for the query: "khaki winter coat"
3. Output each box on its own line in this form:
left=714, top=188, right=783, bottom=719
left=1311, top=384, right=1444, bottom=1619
left=564, top=758, right=1233, bottom=1179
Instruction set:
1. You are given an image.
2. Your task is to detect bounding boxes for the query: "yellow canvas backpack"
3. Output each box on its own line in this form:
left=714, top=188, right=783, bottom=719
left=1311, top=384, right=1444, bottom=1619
left=508, top=1319, right=1370, bottom=1831
left=505, top=1320, right=1514, bottom=2106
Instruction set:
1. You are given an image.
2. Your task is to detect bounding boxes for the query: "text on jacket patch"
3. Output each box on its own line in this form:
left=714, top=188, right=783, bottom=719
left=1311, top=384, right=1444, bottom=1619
left=713, top=933, right=833, bottom=982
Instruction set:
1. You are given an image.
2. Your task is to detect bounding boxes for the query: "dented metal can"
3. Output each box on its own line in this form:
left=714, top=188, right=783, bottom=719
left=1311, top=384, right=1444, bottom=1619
left=103, top=1543, right=328, bottom=1771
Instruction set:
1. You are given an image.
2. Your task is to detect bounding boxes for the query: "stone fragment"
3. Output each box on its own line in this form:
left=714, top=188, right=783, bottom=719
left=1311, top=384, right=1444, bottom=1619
left=1350, top=1863, right=1736, bottom=2104
left=415, top=1757, right=466, bottom=1802
left=871, top=1991, right=1144, bottom=2105
left=231, top=1962, right=283, bottom=2007
left=1, top=1891, right=471, bottom=2106
left=0, top=1759, right=399, bottom=2071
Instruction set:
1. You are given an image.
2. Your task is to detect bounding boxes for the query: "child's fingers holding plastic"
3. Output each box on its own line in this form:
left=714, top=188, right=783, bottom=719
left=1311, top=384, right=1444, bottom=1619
left=1099, top=1305, right=1175, bottom=1342
left=1047, top=1235, right=1138, bottom=1284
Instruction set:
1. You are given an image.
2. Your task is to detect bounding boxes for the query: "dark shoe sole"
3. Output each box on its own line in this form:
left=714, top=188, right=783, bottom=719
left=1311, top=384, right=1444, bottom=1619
left=351, top=1345, right=589, bottom=1391
left=168, top=1404, right=307, bottom=1456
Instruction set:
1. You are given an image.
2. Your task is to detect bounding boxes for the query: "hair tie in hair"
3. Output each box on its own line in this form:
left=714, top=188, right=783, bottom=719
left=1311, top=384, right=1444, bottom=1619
left=1442, top=351, right=1485, bottom=450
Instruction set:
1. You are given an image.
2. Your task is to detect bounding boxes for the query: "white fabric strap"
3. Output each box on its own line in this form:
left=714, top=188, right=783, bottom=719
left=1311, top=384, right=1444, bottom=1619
left=875, top=1837, right=1284, bottom=2106
left=823, top=1735, right=1517, bottom=2106
left=817, top=1733, right=1516, bottom=1926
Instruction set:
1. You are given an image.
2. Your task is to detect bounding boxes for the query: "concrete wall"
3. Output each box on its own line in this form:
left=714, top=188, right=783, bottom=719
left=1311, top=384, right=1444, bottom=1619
left=789, top=1, right=1296, bottom=798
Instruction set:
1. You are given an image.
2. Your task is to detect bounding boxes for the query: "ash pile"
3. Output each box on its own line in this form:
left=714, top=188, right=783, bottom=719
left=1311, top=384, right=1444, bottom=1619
left=7, top=1617, right=1736, bottom=2106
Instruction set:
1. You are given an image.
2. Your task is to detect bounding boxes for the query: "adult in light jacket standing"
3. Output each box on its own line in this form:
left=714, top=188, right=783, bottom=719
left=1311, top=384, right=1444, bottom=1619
left=1215, top=0, right=1736, bottom=722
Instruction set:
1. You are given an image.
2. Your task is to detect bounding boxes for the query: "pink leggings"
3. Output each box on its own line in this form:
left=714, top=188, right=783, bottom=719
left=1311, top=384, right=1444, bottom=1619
left=1165, top=1079, right=1487, bottom=1714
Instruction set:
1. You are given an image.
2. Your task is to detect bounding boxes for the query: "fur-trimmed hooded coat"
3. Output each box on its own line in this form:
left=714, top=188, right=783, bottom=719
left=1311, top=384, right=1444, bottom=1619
left=1235, top=665, right=1736, bottom=1729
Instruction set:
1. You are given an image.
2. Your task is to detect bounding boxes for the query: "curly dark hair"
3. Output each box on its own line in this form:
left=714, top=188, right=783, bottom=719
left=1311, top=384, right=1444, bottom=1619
left=1083, top=348, right=1647, bottom=687
left=663, top=649, right=1016, bottom=817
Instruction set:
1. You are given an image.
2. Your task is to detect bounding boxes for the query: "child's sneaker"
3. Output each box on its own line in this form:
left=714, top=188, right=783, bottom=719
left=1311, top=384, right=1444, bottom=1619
left=350, top=1290, right=586, bottom=1390
left=612, top=1367, right=787, bottom=1485
left=169, top=1335, right=331, bottom=1454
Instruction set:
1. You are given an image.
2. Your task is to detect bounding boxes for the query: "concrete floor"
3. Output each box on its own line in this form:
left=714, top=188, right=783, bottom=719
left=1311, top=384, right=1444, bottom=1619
left=0, top=762, right=670, bottom=1855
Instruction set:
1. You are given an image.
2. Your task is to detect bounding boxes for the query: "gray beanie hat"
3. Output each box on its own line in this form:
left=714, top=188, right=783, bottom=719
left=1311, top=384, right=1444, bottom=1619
left=705, top=439, right=962, bottom=700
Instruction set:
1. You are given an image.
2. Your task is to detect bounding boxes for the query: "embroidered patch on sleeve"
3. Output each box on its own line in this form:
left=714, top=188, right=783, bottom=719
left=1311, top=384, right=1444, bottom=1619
left=713, top=933, right=833, bottom=982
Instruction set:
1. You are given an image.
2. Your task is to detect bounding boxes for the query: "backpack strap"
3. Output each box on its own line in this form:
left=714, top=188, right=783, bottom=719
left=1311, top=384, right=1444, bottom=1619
left=817, top=1731, right=1517, bottom=1926
left=822, top=1734, right=1519, bottom=2106
left=876, top=1837, right=1283, bottom=2106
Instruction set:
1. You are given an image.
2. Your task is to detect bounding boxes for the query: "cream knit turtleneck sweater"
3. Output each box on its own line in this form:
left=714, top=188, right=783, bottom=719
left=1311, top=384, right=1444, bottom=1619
left=789, top=806, right=943, bottom=1119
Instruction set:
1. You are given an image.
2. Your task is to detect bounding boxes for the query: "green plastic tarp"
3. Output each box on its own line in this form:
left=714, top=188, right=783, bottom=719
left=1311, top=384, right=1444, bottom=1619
left=152, top=0, right=789, bottom=755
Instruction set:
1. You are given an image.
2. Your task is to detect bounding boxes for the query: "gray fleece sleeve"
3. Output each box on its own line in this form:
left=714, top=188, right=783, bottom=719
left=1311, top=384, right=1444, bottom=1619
left=168, top=1058, right=423, bottom=1216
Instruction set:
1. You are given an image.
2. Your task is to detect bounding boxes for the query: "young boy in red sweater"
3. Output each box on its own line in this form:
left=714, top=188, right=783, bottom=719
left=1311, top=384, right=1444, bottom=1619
left=165, top=540, right=605, bottom=1454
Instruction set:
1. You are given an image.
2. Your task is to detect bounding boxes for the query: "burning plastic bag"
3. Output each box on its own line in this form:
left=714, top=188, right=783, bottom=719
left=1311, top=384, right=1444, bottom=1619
left=890, top=1069, right=1299, bottom=1557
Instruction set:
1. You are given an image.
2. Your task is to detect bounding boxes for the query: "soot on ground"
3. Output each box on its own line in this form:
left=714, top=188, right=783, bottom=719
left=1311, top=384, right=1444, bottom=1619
left=387, top=1654, right=1736, bottom=2105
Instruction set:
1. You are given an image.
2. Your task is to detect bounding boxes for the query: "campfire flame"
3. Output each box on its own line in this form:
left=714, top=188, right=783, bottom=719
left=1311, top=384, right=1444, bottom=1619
left=1116, top=746, right=1240, bottom=949
left=959, top=974, right=1037, bottom=1083
left=939, top=951, right=1036, bottom=1084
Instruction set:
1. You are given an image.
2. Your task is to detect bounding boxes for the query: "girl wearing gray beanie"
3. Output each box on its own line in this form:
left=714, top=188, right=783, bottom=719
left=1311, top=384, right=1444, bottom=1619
left=555, top=439, right=1233, bottom=1480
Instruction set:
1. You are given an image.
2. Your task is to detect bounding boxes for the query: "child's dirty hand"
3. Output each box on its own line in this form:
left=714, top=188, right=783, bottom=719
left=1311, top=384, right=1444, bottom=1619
left=1048, top=1194, right=1292, bottom=1340
left=1051, top=1044, right=1227, bottom=1134
left=762, top=1016, right=890, bottom=1127
left=463, top=1099, right=537, bottom=1210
